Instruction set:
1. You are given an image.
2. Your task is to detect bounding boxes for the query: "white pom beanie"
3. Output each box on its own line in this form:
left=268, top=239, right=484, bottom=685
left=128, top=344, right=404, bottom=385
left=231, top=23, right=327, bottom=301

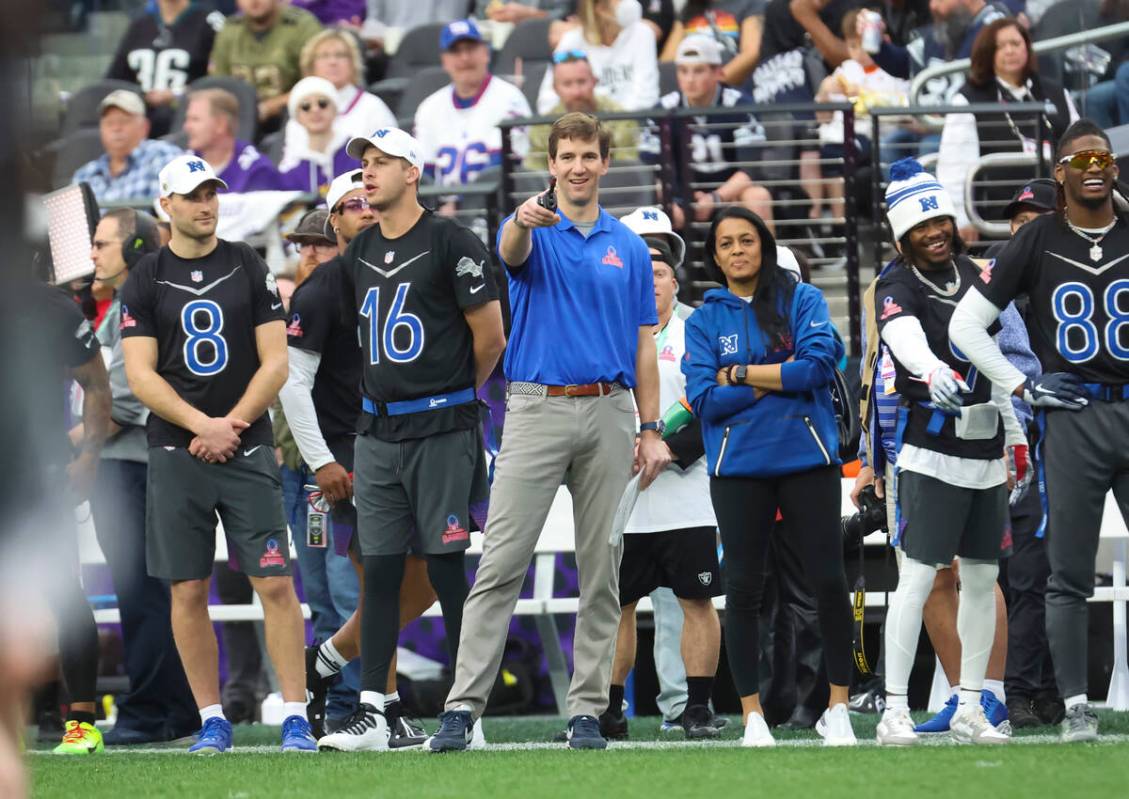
left=885, top=157, right=957, bottom=242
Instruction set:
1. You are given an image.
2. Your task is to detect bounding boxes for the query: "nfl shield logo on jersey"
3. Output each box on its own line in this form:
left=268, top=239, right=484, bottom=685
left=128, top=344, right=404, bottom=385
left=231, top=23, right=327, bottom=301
left=191, top=270, right=203, bottom=283
left=698, top=572, right=713, bottom=586
left=384, top=251, right=395, bottom=265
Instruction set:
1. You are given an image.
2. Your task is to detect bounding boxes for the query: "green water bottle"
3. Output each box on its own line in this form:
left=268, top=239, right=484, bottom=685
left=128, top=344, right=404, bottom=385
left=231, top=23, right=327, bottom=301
left=661, top=397, right=694, bottom=439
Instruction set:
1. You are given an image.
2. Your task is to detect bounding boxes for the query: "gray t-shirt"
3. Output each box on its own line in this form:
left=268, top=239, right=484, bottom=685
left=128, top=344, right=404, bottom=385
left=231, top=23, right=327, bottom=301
left=97, top=299, right=150, bottom=464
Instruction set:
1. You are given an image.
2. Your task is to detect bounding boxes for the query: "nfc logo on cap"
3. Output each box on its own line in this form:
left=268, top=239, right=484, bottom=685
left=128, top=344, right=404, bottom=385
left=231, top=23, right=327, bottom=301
left=919, top=196, right=939, bottom=212
left=450, top=20, right=470, bottom=34
left=187, top=160, right=207, bottom=173
left=374, top=129, right=390, bottom=138
left=642, top=210, right=659, bottom=221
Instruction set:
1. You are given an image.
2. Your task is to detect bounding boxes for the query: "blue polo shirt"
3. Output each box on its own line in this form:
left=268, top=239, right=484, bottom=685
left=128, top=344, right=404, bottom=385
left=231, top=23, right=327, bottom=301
left=499, top=207, right=657, bottom=387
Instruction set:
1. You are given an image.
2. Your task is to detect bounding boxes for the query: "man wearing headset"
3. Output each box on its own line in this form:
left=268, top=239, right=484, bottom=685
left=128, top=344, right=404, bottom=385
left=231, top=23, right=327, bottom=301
left=77, top=209, right=199, bottom=745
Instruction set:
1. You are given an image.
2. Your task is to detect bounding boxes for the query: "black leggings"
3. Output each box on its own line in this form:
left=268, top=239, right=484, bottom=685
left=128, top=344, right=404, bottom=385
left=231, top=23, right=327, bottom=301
left=360, top=551, right=468, bottom=694
left=711, top=465, right=852, bottom=696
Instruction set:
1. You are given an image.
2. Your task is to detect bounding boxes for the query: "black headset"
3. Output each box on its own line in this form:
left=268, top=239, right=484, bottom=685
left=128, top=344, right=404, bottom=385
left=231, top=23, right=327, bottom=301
left=121, top=210, right=161, bottom=270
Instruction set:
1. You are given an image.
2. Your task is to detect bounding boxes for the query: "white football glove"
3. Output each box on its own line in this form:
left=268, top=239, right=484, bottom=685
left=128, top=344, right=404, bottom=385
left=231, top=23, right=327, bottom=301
left=926, top=366, right=970, bottom=413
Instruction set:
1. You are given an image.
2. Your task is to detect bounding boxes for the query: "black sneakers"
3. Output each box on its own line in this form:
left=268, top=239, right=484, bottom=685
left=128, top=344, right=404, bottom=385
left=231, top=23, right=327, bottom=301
left=1006, top=697, right=1043, bottom=729
left=682, top=704, right=721, bottom=740
left=304, top=646, right=334, bottom=740
left=567, top=715, right=608, bottom=750
left=597, top=708, right=629, bottom=740
left=428, top=709, right=473, bottom=753
left=389, top=715, right=428, bottom=749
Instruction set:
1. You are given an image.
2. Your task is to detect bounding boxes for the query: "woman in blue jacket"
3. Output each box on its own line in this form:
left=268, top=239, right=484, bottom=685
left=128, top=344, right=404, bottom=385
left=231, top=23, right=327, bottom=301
left=682, top=207, right=856, bottom=748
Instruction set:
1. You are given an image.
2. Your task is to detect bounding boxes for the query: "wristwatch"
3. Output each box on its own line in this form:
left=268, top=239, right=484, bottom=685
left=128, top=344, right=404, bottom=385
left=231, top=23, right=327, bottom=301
left=639, top=420, right=666, bottom=436
left=733, top=364, right=748, bottom=385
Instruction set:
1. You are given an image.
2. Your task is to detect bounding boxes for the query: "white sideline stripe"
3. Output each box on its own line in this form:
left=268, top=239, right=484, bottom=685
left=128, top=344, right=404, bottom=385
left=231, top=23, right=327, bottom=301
left=27, top=733, right=1129, bottom=755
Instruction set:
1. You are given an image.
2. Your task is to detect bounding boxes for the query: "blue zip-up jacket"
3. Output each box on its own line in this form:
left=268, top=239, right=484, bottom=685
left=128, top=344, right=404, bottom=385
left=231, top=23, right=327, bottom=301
left=682, top=283, right=844, bottom=478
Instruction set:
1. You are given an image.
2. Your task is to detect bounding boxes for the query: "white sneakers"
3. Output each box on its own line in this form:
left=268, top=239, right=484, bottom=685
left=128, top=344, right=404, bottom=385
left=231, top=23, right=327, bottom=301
left=876, top=707, right=919, bottom=746
left=317, top=705, right=389, bottom=752
left=950, top=702, right=1010, bottom=745
left=815, top=703, right=857, bottom=747
left=741, top=712, right=776, bottom=748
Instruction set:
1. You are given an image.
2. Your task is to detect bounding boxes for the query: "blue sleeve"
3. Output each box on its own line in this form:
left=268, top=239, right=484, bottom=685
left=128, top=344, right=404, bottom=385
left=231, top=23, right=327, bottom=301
left=682, top=311, right=762, bottom=423
left=779, top=285, right=842, bottom=392
left=872, top=41, right=911, bottom=79
left=495, top=213, right=533, bottom=274
left=634, top=236, right=658, bottom=327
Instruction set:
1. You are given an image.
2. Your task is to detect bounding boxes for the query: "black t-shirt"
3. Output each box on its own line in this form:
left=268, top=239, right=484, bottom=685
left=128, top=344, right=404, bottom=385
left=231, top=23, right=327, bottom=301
left=876, top=255, right=1003, bottom=459
left=753, top=0, right=859, bottom=103
left=339, top=210, right=499, bottom=442
left=287, top=257, right=362, bottom=454
left=977, top=213, right=1129, bottom=384
left=16, top=284, right=101, bottom=468
left=119, top=240, right=286, bottom=448
left=106, top=5, right=221, bottom=92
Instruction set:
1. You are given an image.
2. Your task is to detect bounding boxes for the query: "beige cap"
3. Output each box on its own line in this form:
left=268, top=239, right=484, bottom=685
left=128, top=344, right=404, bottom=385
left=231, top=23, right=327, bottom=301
left=100, top=89, right=145, bottom=117
left=675, top=34, right=724, bottom=66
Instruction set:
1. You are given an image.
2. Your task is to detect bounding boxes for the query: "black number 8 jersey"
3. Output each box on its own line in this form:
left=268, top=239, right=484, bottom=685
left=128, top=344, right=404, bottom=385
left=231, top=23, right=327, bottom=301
left=119, top=240, right=286, bottom=448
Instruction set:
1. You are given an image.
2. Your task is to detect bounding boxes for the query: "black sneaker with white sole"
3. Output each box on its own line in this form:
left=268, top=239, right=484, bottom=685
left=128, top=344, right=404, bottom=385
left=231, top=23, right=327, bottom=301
left=305, top=646, right=336, bottom=740
left=428, top=710, right=473, bottom=753
left=567, top=715, right=607, bottom=750
left=598, top=708, right=628, bottom=740
left=682, top=704, right=721, bottom=740
left=389, top=715, right=428, bottom=749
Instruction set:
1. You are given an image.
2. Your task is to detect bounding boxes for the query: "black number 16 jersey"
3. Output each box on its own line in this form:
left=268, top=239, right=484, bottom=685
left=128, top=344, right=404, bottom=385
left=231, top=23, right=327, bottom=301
left=119, top=240, right=286, bottom=448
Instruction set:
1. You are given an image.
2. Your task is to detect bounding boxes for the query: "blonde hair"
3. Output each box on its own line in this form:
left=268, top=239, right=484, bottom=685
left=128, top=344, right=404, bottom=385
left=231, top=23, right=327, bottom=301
left=300, top=29, right=365, bottom=87
left=188, top=88, right=240, bottom=136
left=576, top=0, right=613, bottom=46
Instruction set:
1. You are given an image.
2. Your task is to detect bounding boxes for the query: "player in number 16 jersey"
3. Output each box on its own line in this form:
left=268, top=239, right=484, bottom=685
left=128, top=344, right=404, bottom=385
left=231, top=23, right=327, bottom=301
left=950, top=120, right=1129, bottom=743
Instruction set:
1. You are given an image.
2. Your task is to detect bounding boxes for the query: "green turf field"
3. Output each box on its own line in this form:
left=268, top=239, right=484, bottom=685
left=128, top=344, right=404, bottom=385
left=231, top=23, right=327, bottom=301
left=29, top=711, right=1129, bottom=798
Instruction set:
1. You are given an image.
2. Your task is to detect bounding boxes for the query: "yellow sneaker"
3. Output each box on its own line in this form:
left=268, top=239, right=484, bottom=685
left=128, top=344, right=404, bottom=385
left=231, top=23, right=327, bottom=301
left=53, top=721, right=104, bottom=755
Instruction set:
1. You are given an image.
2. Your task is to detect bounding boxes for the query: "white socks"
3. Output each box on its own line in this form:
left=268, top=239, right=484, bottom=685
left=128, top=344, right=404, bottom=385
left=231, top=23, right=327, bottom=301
left=385, top=691, right=400, bottom=708
left=283, top=701, right=307, bottom=720
left=199, top=704, right=225, bottom=724
left=955, top=558, right=998, bottom=695
left=884, top=557, right=938, bottom=697
left=360, top=691, right=385, bottom=711
left=983, top=679, right=1005, bottom=703
left=316, top=639, right=348, bottom=678
left=1065, top=694, right=1088, bottom=709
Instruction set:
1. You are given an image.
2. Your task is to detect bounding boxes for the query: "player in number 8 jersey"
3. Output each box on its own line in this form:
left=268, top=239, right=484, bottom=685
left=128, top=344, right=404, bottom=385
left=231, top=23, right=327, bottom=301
left=950, top=120, right=1129, bottom=743
left=119, top=155, right=317, bottom=754
left=315, top=128, right=506, bottom=752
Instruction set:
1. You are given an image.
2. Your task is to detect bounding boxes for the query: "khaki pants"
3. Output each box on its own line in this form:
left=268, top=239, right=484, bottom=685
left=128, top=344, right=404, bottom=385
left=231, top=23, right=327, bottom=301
left=445, top=388, right=636, bottom=718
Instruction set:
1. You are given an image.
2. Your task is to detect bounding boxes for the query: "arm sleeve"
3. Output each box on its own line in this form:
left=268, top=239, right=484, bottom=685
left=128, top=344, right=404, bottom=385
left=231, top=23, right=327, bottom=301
left=880, top=316, right=948, bottom=377
left=634, top=238, right=658, bottom=326
left=936, top=95, right=977, bottom=229
left=779, top=284, right=841, bottom=392
left=665, top=416, right=705, bottom=468
left=681, top=313, right=761, bottom=423
left=277, top=346, right=336, bottom=471
left=448, top=226, right=500, bottom=309
left=949, top=289, right=1027, bottom=394
left=991, top=372, right=1027, bottom=448
left=871, top=41, right=911, bottom=79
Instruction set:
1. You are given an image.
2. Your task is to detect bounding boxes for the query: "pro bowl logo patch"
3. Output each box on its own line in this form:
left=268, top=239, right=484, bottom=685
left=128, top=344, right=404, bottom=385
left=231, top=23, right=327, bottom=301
left=879, top=296, right=903, bottom=321
left=441, top=514, right=469, bottom=545
left=601, top=246, right=623, bottom=268
left=119, top=305, right=137, bottom=330
left=286, top=313, right=303, bottom=337
left=973, top=258, right=996, bottom=284
left=259, top=538, right=286, bottom=568
left=659, top=344, right=677, bottom=362
left=698, top=571, right=713, bottom=586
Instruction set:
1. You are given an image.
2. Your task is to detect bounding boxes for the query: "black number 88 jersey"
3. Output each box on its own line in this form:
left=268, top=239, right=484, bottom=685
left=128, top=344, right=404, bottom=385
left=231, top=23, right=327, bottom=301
left=119, top=240, right=286, bottom=448
left=975, top=213, right=1129, bottom=384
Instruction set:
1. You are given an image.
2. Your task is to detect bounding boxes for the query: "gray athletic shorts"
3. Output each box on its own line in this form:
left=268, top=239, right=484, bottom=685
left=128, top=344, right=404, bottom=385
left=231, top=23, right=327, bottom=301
left=146, top=446, right=290, bottom=581
left=353, top=426, right=488, bottom=557
left=898, top=470, right=1007, bottom=565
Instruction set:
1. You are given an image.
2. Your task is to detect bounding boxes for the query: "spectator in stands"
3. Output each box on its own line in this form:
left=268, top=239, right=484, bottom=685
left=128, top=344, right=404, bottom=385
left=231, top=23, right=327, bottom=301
left=537, top=0, right=660, bottom=113
left=278, top=77, right=358, bottom=193
left=295, top=29, right=395, bottom=142
left=660, top=0, right=766, bottom=89
left=209, top=0, right=323, bottom=127
left=72, top=90, right=183, bottom=204
left=937, top=18, right=1076, bottom=241
left=291, top=0, right=366, bottom=26
left=184, top=88, right=282, bottom=192
left=641, top=36, right=773, bottom=231
left=106, top=0, right=224, bottom=137
left=477, top=0, right=574, bottom=24
left=524, top=51, right=639, bottom=169
left=866, top=0, right=1010, bottom=103
left=355, top=0, right=472, bottom=55
left=1081, top=0, right=1129, bottom=129
left=414, top=19, right=532, bottom=187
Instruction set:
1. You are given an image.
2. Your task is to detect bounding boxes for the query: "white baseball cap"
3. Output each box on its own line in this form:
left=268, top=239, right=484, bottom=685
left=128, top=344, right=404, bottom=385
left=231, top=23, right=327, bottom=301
left=158, top=154, right=228, bottom=198
left=100, top=89, right=145, bottom=117
left=620, top=206, right=686, bottom=267
left=675, top=34, right=725, bottom=67
left=777, top=245, right=802, bottom=280
left=287, top=76, right=338, bottom=120
left=326, top=168, right=365, bottom=212
left=346, top=127, right=424, bottom=171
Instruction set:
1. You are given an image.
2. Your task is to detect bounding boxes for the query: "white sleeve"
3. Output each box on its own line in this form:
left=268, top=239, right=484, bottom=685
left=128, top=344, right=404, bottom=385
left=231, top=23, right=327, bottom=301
left=1063, top=88, right=1080, bottom=123
left=949, top=290, right=1027, bottom=394
left=879, top=315, right=948, bottom=378
left=937, top=94, right=978, bottom=230
left=626, top=24, right=660, bottom=111
left=536, top=56, right=559, bottom=114
left=991, top=367, right=1027, bottom=448
left=277, top=346, right=336, bottom=472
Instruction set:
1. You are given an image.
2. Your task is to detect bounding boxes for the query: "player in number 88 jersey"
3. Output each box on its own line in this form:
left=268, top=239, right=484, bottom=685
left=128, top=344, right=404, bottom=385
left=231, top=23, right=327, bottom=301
left=950, top=120, right=1129, bottom=743
left=119, top=154, right=317, bottom=754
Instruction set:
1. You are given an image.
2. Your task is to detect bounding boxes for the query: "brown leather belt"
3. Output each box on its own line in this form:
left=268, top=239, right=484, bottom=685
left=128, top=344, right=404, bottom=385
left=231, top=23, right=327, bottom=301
left=545, top=382, right=617, bottom=397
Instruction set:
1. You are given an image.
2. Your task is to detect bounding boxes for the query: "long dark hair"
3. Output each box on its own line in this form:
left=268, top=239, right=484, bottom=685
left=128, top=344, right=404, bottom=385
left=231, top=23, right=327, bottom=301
left=969, top=18, right=1036, bottom=88
left=704, top=207, right=794, bottom=349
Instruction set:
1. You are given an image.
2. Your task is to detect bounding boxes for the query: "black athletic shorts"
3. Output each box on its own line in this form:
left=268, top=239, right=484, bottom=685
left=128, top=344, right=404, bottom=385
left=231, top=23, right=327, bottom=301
left=146, top=446, right=290, bottom=581
left=898, top=470, right=1007, bottom=565
left=353, top=426, right=488, bottom=557
left=619, top=526, right=722, bottom=606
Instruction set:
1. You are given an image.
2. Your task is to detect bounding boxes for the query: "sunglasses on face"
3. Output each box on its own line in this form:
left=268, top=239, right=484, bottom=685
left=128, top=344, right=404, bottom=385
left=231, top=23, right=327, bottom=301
left=335, top=198, right=370, bottom=214
left=299, top=240, right=334, bottom=250
left=1058, top=149, right=1115, bottom=171
left=552, top=49, right=588, bottom=65
left=300, top=98, right=331, bottom=113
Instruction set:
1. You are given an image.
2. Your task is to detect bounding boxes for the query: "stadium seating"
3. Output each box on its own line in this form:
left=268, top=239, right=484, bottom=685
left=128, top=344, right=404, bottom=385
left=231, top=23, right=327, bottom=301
left=493, top=17, right=553, bottom=76
left=169, top=75, right=260, bottom=144
left=50, top=128, right=104, bottom=189
left=383, top=22, right=450, bottom=79
left=393, top=65, right=454, bottom=124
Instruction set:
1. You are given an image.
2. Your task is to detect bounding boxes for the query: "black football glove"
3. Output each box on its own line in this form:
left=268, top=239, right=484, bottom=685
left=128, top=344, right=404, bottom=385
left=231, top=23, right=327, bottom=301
left=1022, top=373, right=1088, bottom=410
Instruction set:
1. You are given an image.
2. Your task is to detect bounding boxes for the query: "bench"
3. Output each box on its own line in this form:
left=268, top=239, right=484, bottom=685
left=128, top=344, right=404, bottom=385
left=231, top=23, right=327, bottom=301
left=78, top=479, right=1129, bottom=712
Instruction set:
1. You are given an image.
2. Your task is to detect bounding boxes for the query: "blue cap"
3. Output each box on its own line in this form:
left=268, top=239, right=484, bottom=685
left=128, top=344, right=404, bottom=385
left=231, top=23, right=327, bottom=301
left=440, top=18, right=484, bottom=51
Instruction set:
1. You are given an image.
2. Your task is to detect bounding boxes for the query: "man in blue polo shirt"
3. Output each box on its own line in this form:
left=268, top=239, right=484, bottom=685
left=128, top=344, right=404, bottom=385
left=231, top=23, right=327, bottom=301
left=429, top=112, right=671, bottom=752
